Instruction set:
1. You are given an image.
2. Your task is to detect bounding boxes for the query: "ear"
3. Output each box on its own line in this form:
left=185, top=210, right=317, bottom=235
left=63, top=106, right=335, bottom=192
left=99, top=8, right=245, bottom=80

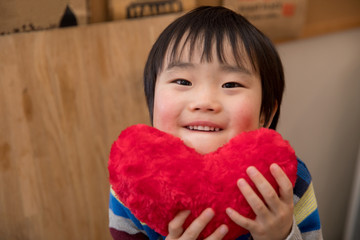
left=259, top=102, right=278, bottom=128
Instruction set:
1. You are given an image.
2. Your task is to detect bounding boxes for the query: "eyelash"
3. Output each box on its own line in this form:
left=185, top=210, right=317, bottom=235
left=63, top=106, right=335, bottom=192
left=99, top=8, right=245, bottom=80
left=171, top=80, right=244, bottom=88
left=222, top=82, right=244, bottom=88
left=172, top=79, right=192, bottom=86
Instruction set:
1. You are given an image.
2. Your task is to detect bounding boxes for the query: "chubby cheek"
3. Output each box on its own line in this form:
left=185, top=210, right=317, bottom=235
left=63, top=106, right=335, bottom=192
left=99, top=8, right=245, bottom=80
left=231, top=101, right=262, bottom=134
left=153, top=91, right=179, bottom=134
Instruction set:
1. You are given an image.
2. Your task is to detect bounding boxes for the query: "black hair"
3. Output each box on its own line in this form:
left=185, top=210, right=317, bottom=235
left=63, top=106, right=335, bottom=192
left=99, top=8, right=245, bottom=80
left=144, top=6, right=284, bottom=129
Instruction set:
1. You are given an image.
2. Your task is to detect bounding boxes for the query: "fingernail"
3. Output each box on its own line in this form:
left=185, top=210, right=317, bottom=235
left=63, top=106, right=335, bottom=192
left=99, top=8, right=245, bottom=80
left=184, top=210, right=191, bottom=215
left=237, top=178, right=247, bottom=188
left=271, top=163, right=280, bottom=170
left=247, top=166, right=257, bottom=177
left=226, top=208, right=234, bottom=215
left=219, top=224, right=228, bottom=234
left=204, top=208, right=214, bottom=218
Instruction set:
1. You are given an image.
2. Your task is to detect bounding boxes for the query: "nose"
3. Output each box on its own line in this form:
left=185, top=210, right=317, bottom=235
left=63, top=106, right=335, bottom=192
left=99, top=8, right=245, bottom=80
left=188, top=89, right=222, bottom=113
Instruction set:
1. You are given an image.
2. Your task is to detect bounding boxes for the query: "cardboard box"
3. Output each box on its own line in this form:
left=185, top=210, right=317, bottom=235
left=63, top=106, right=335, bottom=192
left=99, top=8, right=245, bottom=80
left=109, top=0, right=198, bottom=20
left=0, top=0, right=88, bottom=35
left=223, top=0, right=308, bottom=40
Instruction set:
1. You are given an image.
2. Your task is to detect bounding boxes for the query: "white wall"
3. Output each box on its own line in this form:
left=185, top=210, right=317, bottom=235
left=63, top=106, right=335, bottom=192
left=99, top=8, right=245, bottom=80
left=276, top=28, right=360, bottom=239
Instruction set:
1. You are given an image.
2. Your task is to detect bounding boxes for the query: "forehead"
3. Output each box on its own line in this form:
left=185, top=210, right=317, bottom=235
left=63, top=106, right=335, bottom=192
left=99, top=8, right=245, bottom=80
left=162, top=32, right=256, bottom=71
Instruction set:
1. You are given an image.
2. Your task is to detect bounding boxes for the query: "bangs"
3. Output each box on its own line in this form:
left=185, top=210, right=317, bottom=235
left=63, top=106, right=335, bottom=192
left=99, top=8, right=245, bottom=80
left=163, top=26, right=259, bottom=74
left=165, top=29, right=255, bottom=72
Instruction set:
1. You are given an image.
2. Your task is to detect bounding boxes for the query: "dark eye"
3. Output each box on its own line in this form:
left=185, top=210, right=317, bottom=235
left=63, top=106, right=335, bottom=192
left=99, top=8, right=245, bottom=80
left=222, top=82, right=243, bottom=88
left=173, top=79, right=192, bottom=86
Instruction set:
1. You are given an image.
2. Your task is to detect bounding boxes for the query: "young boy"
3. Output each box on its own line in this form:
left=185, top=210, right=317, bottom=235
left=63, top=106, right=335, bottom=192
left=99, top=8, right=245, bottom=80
left=109, top=6, right=322, bottom=240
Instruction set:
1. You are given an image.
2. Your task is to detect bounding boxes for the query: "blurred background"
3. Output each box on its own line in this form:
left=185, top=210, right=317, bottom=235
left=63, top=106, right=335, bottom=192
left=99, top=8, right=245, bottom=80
left=0, top=0, right=359, bottom=239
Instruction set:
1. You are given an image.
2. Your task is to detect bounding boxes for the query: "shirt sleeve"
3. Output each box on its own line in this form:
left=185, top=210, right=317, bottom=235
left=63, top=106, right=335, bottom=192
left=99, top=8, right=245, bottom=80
left=109, top=186, right=163, bottom=240
left=284, top=216, right=302, bottom=240
left=288, top=159, right=323, bottom=240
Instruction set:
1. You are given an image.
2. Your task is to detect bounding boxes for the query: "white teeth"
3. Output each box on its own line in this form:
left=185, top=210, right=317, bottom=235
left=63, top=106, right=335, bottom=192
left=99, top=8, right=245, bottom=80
left=187, top=126, right=221, bottom=132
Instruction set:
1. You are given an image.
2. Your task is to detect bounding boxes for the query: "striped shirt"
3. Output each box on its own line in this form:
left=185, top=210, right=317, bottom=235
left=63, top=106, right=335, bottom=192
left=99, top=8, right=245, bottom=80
left=109, top=158, right=323, bottom=240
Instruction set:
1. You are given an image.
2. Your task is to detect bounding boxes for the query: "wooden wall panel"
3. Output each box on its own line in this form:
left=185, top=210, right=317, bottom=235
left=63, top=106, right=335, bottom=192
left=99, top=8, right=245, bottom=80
left=302, top=0, right=360, bottom=37
left=0, top=14, right=177, bottom=240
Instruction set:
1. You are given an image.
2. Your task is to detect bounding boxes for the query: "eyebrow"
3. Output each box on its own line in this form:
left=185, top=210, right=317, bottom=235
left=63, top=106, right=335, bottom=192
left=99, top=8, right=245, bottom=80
left=220, top=64, right=252, bottom=75
left=165, top=61, right=252, bottom=75
left=166, top=62, right=195, bottom=70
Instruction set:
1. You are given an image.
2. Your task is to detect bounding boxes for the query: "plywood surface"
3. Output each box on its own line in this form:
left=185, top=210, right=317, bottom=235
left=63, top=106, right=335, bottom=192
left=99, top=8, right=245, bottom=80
left=1, top=1, right=359, bottom=237
left=0, top=14, right=177, bottom=240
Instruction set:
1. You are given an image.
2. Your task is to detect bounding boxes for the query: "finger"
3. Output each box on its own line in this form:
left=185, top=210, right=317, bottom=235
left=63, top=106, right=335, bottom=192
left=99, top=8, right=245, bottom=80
left=167, top=210, right=191, bottom=239
left=181, top=208, right=215, bottom=239
left=270, top=164, right=294, bottom=204
left=246, top=166, right=281, bottom=210
left=226, top=207, right=256, bottom=231
left=204, top=224, right=228, bottom=240
left=237, top=178, right=270, bottom=218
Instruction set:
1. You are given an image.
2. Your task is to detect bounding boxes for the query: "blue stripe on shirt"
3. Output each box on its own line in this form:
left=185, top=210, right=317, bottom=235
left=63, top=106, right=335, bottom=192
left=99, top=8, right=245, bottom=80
left=298, top=209, right=321, bottom=232
left=110, top=192, right=130, bottom=217
left=110, top=191, right=162, bottom=240
left=296, top=158, right=312, bottom=184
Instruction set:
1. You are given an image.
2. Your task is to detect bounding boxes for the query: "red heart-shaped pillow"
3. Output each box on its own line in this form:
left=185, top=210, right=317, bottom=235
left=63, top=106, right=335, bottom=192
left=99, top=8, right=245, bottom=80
left=108, top=124, right=297, bottom=240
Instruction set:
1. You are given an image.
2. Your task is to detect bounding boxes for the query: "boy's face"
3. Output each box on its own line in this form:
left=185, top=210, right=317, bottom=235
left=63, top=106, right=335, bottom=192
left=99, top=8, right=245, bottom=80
left=153, top=41, right=265, bottom=154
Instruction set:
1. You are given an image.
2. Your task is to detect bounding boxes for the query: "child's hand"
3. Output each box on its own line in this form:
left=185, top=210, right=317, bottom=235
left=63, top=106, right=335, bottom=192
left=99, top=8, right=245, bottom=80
left=166, top=208, right=228, bottom=240
left=226, top=164, right=294, bottom=240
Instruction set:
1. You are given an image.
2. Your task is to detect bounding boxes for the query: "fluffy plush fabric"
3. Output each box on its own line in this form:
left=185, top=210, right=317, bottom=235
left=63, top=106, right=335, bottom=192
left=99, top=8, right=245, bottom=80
left=108, top=124, right=297, bottom=240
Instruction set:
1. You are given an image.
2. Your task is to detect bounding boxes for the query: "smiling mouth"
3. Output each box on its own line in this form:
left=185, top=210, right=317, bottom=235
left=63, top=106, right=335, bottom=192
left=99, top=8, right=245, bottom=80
left=186, top=126, right=222, bottom=132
